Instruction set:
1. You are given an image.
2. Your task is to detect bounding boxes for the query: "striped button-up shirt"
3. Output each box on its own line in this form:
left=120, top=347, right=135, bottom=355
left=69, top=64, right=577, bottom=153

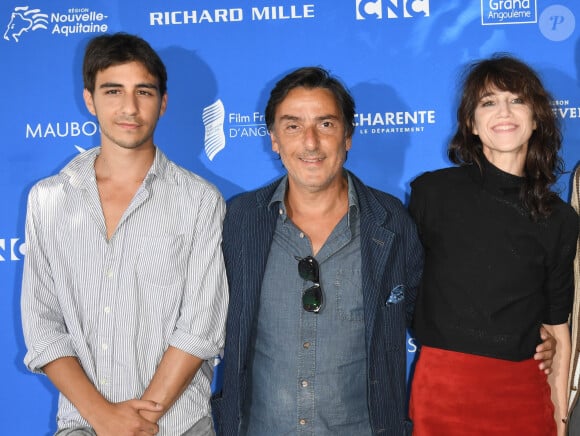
left=21, top=147, right=228, bottom=435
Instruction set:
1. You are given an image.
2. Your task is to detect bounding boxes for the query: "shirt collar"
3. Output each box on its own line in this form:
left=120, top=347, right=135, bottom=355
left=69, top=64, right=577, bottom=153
left=269, top=171, right=360, bottom=222
left=63, top=146, right=169, bottom=189
left=467, top=154, right=523, bottom=199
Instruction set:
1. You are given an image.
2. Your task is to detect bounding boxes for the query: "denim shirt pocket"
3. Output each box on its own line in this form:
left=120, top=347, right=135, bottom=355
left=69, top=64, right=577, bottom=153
left=334, top=267, right=364, bottom=322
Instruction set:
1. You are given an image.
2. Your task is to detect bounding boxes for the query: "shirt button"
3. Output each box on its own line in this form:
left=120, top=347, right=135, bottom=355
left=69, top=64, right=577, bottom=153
left=299, top=419, right=307, bottom=425
left=104, top=306, right=111, bottom=314
left=279, top=208, right=283, bottom=215
left=303, top=342, right=310, bottom=349
left=102, top=343, right=108, bottom=351
left=100, top=378, right=107, bottom=385
left=301, top=380, right=308, bottom=387
left=299, top=232, right=305, bottom=238
left=106, top=270, right=113, bottom=278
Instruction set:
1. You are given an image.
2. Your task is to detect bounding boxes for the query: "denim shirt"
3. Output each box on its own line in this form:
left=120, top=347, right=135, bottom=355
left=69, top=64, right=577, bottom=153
left=241, top=174, right=372, bottom=435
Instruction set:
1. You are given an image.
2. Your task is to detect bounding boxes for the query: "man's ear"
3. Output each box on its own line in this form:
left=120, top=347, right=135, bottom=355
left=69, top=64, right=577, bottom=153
left=271, top=131, right=280, bottom=154
left=159, top=93, right=168, bottom=117
left=83, top=89, right=96, bottom=116
left=345, top=135, right=352, bottom=152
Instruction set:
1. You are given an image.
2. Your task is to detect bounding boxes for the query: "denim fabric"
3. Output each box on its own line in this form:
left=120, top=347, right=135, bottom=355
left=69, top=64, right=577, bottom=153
left=241, top=175, right=372, bottom=436
left=182, top=416, right=216, bottom=436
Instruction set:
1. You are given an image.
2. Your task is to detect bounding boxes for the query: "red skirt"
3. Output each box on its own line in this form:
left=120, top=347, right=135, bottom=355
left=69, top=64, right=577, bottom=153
left=409, top=346, right=556, bottom=436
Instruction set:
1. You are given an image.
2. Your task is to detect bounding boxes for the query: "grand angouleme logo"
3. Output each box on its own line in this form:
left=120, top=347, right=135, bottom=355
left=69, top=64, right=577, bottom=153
left=481, top=0, right=537, bottom=25
left=3, top=5, right=109, bottom=42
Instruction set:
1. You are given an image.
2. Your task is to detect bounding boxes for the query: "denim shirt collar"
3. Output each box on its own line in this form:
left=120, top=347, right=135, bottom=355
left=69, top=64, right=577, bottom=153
left=268, top=171, right=360, bottom=227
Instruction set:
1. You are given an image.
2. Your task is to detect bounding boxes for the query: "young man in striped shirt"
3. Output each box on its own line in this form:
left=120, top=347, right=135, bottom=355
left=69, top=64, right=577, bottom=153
left=21, top=33, right=228, bottom=436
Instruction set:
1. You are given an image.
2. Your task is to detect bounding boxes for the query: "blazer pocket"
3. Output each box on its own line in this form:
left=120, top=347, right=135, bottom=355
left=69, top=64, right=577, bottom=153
left=382, top=301, right=406, bottom=351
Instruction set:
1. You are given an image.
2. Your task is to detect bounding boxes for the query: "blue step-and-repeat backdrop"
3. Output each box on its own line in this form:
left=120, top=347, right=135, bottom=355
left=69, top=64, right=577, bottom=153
left=2, top=0, right=579, bottom=433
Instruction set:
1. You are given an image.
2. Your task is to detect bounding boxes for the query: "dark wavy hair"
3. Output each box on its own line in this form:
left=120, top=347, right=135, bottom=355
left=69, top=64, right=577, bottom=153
left=83, top=32, right=167, bottom=96
left=265, top=66, right=355, bottom=138
left=448, top=54, right=563, bottom=221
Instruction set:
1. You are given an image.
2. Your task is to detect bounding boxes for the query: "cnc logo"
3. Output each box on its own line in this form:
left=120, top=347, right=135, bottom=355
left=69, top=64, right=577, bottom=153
left=481, top=0, right=537, bottom=25
left=355, top=0, right=429, bottom=20
left=0, top=238, right=25, bottom=262
left=3, top=6, right=48, bottom=42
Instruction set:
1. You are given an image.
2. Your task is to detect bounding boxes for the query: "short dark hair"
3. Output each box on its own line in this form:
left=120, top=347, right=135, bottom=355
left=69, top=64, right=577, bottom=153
left=265, top=67, right=355, bottom=138
left=83, top=32, right=167, bottom=96
left=448, top=53, right=562, bottom=220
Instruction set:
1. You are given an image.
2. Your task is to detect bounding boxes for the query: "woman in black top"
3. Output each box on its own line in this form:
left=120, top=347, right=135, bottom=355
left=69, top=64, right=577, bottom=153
left=409, top=54, right=577, bottom=435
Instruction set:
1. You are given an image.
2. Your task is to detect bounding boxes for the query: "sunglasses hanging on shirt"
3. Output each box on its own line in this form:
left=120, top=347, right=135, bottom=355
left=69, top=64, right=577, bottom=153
left=295, top=255, right=324, bottom=314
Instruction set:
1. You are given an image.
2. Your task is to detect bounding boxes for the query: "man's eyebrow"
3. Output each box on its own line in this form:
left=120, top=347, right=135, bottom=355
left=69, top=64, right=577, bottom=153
left=278, top=114, right=340, bottom=121
left=316, top=114, right=341, bottom=121
left=99, top=82, right=122, bottom=89
left=278, top=114, right=300, bottom=122
left=98, top=82, right=159, bottom=90
left=136, top=83, right=159, bottom=90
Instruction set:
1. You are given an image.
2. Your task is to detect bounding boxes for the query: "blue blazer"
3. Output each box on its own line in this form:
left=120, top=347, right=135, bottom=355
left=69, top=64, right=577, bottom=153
left=212, top=171, right=423, bottom=435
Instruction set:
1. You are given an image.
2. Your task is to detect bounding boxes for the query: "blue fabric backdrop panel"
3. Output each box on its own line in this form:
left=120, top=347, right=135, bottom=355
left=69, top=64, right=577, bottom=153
left=1, top=1, right=579, bottom=433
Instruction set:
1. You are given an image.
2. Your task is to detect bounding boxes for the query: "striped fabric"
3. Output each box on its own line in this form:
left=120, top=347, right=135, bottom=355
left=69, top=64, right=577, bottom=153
left=21, top=147, right=228, bottom=435
left=568, top=167, right=580, bottom=428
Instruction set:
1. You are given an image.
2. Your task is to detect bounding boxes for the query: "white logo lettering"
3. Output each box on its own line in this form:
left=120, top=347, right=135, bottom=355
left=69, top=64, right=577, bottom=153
left=203, top=100, right=226, bottom=161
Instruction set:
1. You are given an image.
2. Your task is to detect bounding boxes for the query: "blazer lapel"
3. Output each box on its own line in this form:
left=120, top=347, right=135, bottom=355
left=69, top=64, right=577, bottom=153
left=238, top=185, right=279, bottom=347
left=361, top=215, right=394, bottom=347
left=353, top=174, right=395, bottom=349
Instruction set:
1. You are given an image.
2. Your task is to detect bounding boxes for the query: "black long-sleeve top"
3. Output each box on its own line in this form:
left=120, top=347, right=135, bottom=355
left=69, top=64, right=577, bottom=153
left=409, top=158, right=578, bottom=361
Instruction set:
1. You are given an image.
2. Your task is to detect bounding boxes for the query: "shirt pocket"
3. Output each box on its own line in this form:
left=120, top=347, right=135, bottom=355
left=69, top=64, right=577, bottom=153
left=333, top=267, right=364, bottom=322
left=134, top=235, right=187, bottom=328
left=135, top=235, right=186, bottom=288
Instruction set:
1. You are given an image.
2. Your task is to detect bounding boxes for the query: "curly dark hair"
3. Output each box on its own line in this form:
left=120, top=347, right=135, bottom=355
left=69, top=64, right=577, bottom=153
left=448, top=53, right=563, bottom=221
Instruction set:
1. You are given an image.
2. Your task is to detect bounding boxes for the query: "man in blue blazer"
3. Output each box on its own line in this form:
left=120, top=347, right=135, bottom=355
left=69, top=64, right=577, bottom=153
left=211, top=67, right=423, bottom=435
left=211, top=66, right=558, bottom=436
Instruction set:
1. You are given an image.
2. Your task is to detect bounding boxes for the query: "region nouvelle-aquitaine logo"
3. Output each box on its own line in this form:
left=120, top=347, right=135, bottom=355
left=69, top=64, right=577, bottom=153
left=3, top=6, right=48, bottom=42
left=3, top=5, right=108, bottom=43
